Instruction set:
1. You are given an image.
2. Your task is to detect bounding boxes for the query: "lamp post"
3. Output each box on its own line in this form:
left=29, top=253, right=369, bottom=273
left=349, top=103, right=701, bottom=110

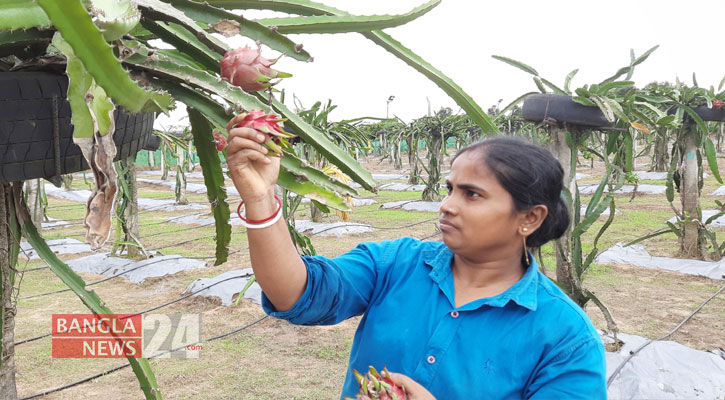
left=385, top=95, right=395, bottom=130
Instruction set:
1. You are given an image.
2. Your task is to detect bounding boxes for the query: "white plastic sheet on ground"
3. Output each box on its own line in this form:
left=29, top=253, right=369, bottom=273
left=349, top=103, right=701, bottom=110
left=713, top=186, right=725, bottom=196
left=138, top=170, right=208, bottom=179
left=169, top=214, right=375, bottom=236
left=579, top=184, right=667, bottom=195
left=287, top=193, right=375, bottom=207
left=352, top=198, right=377, bottom=206
left=42, top=217, right=69, bottom=229
left=137, top=198, right=208, bottom=212
left=596, top=243, right=725, bottom=280
left=44, top=184, right=92, bottom=202
left=575, top=173, right=590, bottom=180
left=371, top=173, right=407, bottom=180
left=137, top=178, right=208, bottom=194
left=634, top=171, right=708, bottom=181
left=667, top=210, right=725, bottom=228
left=580, top=205, right=619, bottom=216
left=381, top=200, right=440, bottom=212
left=294, top=220, right=375, bottom=236
left=378, top=183, right=427, bottom=192
left=604, top=332, right=725, bottom=400
left=137, top=177, right=245, bottom=198
left=20, top=238, right=92, bottom=259
left=168, top=213, right=244, bottom=227
left=67, top=253, right=206, bottom=284
left=635, top=171, right=667, bottom=180
left=45, top=183, right=207, bottom=211
left=183, top=268, right=261, bottom=306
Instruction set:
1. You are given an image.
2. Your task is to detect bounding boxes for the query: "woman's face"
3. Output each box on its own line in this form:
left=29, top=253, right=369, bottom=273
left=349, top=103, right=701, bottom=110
left=439, top=151, right=524, bottom=261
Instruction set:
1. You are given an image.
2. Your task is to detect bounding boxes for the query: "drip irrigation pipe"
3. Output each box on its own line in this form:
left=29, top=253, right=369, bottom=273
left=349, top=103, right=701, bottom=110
left=606, top=283, right=725, bottom=387
left=15, top=272, right=252, bottom=346
left=19, top=315, right=269, bottom=400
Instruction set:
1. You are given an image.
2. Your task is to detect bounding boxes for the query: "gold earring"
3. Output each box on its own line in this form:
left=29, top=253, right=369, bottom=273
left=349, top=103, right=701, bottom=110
left=522, top=228, right=530, bottom=265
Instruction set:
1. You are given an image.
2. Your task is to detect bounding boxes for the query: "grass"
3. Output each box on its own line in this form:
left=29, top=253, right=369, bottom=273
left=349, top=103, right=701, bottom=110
left=12, top=157, right=725, bottom=399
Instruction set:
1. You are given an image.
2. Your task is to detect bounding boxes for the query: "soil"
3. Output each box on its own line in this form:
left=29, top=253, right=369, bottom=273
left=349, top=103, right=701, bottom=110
left=11, top=149, right=725, bottom=399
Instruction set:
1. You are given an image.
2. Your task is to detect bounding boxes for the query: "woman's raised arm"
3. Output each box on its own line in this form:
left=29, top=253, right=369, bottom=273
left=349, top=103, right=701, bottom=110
left=226, top=114, right=307, bottom=312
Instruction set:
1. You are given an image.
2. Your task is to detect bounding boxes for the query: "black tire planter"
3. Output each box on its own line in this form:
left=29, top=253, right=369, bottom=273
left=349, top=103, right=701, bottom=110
left=0, top=71, right=155, bottom=183
left=522, top=93, right=613, bottom=129
left=143, top=134, right=162, bottom=152
left=690, top=106, right=725, bottom=122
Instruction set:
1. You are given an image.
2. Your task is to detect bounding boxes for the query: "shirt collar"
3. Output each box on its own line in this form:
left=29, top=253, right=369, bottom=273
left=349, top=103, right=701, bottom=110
left=423, top=243, right=539, bottom=311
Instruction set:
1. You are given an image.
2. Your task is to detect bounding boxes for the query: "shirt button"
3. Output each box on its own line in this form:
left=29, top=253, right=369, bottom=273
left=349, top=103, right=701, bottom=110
left=427, top=355, right=436, bottom=364
left=450, top=311, right=459, bottom=318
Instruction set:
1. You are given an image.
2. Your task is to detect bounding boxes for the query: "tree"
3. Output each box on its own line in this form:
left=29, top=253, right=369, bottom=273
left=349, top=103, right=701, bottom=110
left=1, top=1, right=497, bottom=397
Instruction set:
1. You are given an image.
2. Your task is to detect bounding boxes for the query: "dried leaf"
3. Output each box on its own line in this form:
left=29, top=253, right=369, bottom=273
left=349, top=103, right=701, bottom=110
left=630, top=122, right=651, bottom=134
left=213, top=19, right=240, bottom=38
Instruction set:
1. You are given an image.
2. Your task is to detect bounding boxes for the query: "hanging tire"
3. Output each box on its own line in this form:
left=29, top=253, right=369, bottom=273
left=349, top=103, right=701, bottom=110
left=691, top=106, right=725, bottom=122
left=0, top=71, right=155, bottom=183
left=522, top=93, right=613, bottom=128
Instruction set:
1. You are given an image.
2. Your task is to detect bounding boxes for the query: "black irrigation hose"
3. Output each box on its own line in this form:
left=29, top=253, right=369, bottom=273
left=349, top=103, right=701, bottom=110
left=20, top=216, right=436, bottom=273
left=19, top=315, right=269, bottom=400
left=15, top=273, right=253, bottom=346
left=146, top=234, right=216, bottom=252
left=21, top=255, right=199, bottom=300
left=300, top=217, right=438, bottom=237
left=17, top=237, right=241, bottom=275
left=606, top=282, right=725, bottom=387
left=66, top=219, right=215, bottom=240
left=420, top=229, right=442, bottom=241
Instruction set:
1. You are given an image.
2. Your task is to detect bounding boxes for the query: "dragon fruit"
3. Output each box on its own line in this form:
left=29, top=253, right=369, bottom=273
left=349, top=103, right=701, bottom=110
left=220, top=46, right=291, bottom=92
left=227, top=110, right=295, bottom=156
left=713, top=100, right=723, bottom=109
left=212, top=130, right=227, bottom=151
left=346, top=366, right=407, bottom=400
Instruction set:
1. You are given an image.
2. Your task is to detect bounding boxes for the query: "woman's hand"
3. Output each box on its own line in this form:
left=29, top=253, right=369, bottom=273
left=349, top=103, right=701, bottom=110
left=225, top=113, right=280, bottom=201
left=385, top=372, right=436, bottom=400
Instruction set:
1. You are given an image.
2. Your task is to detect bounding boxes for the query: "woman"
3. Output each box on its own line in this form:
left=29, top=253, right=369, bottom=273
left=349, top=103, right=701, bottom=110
left=226, top=115, right=607, bottom=400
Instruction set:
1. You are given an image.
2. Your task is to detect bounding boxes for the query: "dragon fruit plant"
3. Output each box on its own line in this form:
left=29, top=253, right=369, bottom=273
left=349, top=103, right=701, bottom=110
left=1, top=0, right=498, bottom=398
left=347, top=366, right=408, bottom=400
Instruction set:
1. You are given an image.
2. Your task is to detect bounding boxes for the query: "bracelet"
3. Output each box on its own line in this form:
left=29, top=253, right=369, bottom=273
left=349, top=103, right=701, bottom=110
left=237, top=195, right=283, bottom=229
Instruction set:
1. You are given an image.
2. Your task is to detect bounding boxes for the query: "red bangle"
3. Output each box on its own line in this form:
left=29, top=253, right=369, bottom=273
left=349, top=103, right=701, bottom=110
left=237, top=195, right=282, bottom=224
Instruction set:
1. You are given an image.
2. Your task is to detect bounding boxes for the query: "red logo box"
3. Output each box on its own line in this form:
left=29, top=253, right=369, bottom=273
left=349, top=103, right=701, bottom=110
left=52, top=314, right=142, bottom=358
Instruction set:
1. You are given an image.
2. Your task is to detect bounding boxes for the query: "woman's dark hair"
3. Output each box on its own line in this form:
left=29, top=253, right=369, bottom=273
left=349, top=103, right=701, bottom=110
left=453, top=136, right=570, bottom=248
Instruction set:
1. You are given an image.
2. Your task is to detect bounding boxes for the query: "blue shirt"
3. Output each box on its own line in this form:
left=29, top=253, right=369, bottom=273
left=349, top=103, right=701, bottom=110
left=262, top=237, right=606, bottom=399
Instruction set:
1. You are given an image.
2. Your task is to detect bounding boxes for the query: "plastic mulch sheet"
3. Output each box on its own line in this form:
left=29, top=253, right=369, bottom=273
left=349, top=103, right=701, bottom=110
left=378, top=183, right=427, bottom=192
left=20, top=238, right=92, bottom=259
left=381, top=200, right=440, bottom=212
left=668, top=210, right=725, bottom=228
left=67, top=253, right=206, bottom=284
left=183, top=268, right=262, bottom=306
left=596, top=243, right=725, bottom=280
left=294, top=220, right=375, bottom=237
left=45, top=183, right=207, bottom=211
left=579, top=184, right=667, bottom=195
left=604, top=332, right=725, bottom=400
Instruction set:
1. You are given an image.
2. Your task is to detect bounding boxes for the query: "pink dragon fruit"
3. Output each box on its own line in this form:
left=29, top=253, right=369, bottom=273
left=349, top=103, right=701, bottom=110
left=227, top=110, right=295, bottom=156
left=713, top=100, right=723, bottom=109
left=346, top=366, right=407, bottom=400
left=212, top=130, right=227, bottom=151
left=220, top=46, right=291, bottom=92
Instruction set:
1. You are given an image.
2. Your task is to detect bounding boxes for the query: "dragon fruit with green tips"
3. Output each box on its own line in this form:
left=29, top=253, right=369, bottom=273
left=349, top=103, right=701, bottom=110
left=226, top=110, right=295, bottom=156
left=220, top=46, right=291, bottom=92
left=346, top=366, right=407, bottom=400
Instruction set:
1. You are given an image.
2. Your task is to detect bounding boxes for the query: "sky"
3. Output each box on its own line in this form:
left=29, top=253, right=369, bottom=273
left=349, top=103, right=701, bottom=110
left=156, top=0, right=725, bottom=129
